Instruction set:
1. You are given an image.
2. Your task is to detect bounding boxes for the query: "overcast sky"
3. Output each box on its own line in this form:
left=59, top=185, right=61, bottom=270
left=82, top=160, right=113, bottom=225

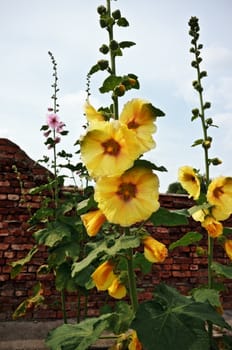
left=0, top=0, right=231, bottom=192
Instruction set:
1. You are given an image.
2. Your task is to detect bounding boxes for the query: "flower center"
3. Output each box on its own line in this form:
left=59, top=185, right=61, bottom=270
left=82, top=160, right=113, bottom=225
left=213, top=186, right=224, bottom=199
left=102, top=138, right=121, bottom=156
left=116, top=182, right=137, bottom=202
left=127, top=118, right=139, bottom=130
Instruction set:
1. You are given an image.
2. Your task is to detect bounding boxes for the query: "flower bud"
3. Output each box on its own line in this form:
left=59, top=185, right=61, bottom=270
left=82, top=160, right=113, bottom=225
left=110, top=40, right=119, bottom=51
left=204, top=101, right=211, bottom=109
left=97, top=5, right=106, bottom=15
left=97, top=59, right=109, bottom=70
left=112, top=9, right=121, bottom=20
left=114, top=84, right=126, bottom=97
left=211, top=158, right=222, bottom=166
left=99, top=44, right=109, bottom=54
left=203, top=140, right=211, bottom=149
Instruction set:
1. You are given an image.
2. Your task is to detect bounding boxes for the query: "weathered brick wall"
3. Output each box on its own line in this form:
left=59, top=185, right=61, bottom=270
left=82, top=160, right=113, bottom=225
left=0, top=138, right=231, bottom=321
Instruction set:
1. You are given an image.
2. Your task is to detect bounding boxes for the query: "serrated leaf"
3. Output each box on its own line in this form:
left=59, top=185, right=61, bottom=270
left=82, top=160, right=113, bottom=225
left=72, top=234, right=140, bottom=276
left=99, top=75, right=122, bottom=93
left=119, top=41, right=136, bottom=48
left=131, top=283, right=230, bottom=350
left=169, top=231, right=202, bottom=251
left=192, top=288, right=221, bottom=307
left=33, top=223, right=71, bottom=247
left=10, top=246, right=38, bottom=278
left=149, top=207, right=189, bottom=227
left=211, top=262, right=232, bottom=279
left=46, top=314, right=114, bottom=350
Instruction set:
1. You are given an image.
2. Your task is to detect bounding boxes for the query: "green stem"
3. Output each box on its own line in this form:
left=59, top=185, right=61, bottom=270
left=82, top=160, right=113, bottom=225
left=61, top=289, right=67, bottom=324
left=126, top=248, right=139, bottom=313
left=106, top=0, right=119, bottom=119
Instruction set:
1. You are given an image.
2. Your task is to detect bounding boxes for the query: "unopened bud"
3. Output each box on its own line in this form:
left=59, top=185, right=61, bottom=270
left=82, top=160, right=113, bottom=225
left=97, top=5, right=106, bottom=15
left=97, top=59, right=109, bottom=70
left=99, top=44, right=109, bottom=54
left=114, top=84, right=126, bottom=97
left=112, top=9, right=121, bottom=20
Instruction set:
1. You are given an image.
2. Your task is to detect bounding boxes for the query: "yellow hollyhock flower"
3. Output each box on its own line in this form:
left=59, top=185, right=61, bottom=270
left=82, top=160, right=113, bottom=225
left=81, top=209, right=106, bottom=237
left=207, top=176, right=232, bottom=220
left=143, top=236, right=168, bottom=263
left=108, top=277, right=127, bottom=299
left=178, top=166, right=200, bottom=200
left=80, top=120, right=142, bottom=178
left=120, top=98, right=157, bottom=153
left=94, top=166, right=160, bottom=227
left=91, top=261, right=116, bottom=291
left=84, top=101, right=105, bottom=122
left=128, top=331, right=142, bottom=350
left=201, top=216, right=223, bottom=238
left=225, top=240, right=232, bottom=260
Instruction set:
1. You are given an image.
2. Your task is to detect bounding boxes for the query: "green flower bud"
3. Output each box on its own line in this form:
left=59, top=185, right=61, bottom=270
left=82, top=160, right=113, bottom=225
left=99, top=44, right=109, bottom=54
left=110, top=40, right=119, bottom=51
left=97, top=59, right=109, bottom=70
left=97, top=5, right=107, bottom=15
left=203, top=101, right=211, bottom=109
left=112, top=9, right=121, bottom=20
left=99, top=18, right=108, bottom=28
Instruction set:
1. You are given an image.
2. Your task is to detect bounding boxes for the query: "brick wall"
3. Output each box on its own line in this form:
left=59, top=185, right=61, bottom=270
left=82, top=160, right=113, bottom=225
left=0, top=138, right=231, bottom=321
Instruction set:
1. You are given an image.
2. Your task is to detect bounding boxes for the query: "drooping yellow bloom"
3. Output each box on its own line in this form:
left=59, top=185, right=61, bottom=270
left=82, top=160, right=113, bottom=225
left=94, top=167, right=160, bottom=227
left=91, top=261, right=116, bottom=291
left=201, top=216, right=223, bottom=238
left=143, top=236, right=168, bottom=263
left=84, top=101, right=105, bottom=122
left=128, top=331, right=143, bottom=350
left=207, top=177, right=232, bottom=221
left=225, top=240, right=232, bottom=260
left=120, top=98, right=157, bottom=153
left=80, top=120, right=142, bottom=178
left=108, top=277, right=127, bottom=299
left=81, top=209, right=106, bottom=237
left=178, top=166, right=200, bottom=200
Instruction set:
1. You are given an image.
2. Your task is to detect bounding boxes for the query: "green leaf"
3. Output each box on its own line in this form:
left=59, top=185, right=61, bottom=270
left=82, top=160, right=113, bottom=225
left=133, top=252, right=152, bottom=274
left=149, top=104, right=165, bottom=117
left=119, top=41, right=136, bottom=48
left=223, top=226, right=232, bottom=236
left=99, top=75, right=122, bottom=93
left=10, top=246, right=38, bottom=278
left=133, top=159, right=167, bottom=172
left=72, top=234, right=140, bottom=276
left=48, top=241, right=80, bottom=267
left=55, top=263, right=77, bottom=292
left=111, top=302, right=134, bottom=334
left=192, top=288, right=221, bottom=307
left=88, top=63, right=100, bottom=75
left=149, top=207, right=189, bottom=227
left=211, top=262, right=232, bottom=279
left=131, top=283, right=230, bottom=350
left=46, top=314, right=114, bottom=350
left=191, top=138, right=203, bottom=147
left=169, top=231, right=203, bottom=251
left=33, top=222, right=71, bottom=247
left=117, top=17, right=129, bottom=27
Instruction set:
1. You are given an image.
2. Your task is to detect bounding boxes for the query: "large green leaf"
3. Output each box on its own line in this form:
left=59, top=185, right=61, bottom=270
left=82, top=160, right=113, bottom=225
left=192, top=287, right=221, bottom=307
left=46, top=314, right=115, bottom=350
left=149, top=207, right=189, bottom=227
left=48, top=241, right=80, bottom=267
left=131, top=284, right=230, bottom=350
left=33, top=222, right=71, bottom=247
left=211, top=261, right=232, bottom=279
left=72, top=234, right=140, bottom=276
left=169, top=231, right=202, bottom=251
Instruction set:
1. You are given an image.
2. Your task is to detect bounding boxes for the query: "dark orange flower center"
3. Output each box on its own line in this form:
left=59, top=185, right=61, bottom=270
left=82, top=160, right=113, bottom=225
left=213, top=186, right=224, bottom=199
left=127, top=118, right=139, bottom=130
left=116, top=182, right=137, bottom=202
left=184, top=174, right=196, bottom=183
left=102, top=138, right=120, bottom=156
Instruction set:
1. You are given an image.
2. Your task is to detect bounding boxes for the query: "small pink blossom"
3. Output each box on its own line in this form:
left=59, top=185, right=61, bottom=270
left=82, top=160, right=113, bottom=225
left=54, top=136, right=61, bottom=144
left=43, top=130, right=51, bottom=138
left=56, top=121, right=65, bottom=133
left=47, top=113, right=60, bottom=129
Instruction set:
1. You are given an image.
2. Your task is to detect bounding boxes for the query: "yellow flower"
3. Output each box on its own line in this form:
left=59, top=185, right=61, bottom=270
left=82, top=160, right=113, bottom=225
left=225, top=240, right=232, bottom=260
left=108, top=277, right=127, bottom=299
left=201, top=216, right=223, bottom=238
left=94, top=167, right=160, bottom=227
left=91, top=261, right=116, bottom=291
left=84, top=101, right=105, bottom=122
left=192, top=208, right=208, bottom=222
left=207, top=177, right=232, bottom=220
left=128, top=331, right=142, bottom=350
left=143, top=236, right=168, bottom=263
left=80, top=120, right=142, bottom=178
left=178, top=166, right=200, bottom=200
left=81, top=209, right=106, bottom=237
left=120, top=98, right=157, bottom=153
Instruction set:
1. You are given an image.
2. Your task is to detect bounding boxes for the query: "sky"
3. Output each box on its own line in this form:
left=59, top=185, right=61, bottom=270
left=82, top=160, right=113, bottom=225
left=0, top=0, right=232, bottom=192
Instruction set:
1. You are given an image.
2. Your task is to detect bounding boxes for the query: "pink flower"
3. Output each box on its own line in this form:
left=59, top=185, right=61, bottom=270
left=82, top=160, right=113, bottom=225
left=43, top=130, right=51, bottom=138
left=47, top=113, right=60, bottom=129
left=54, top=136, right=61, bottom=144
left=56, top=121, right=65, bottom=133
